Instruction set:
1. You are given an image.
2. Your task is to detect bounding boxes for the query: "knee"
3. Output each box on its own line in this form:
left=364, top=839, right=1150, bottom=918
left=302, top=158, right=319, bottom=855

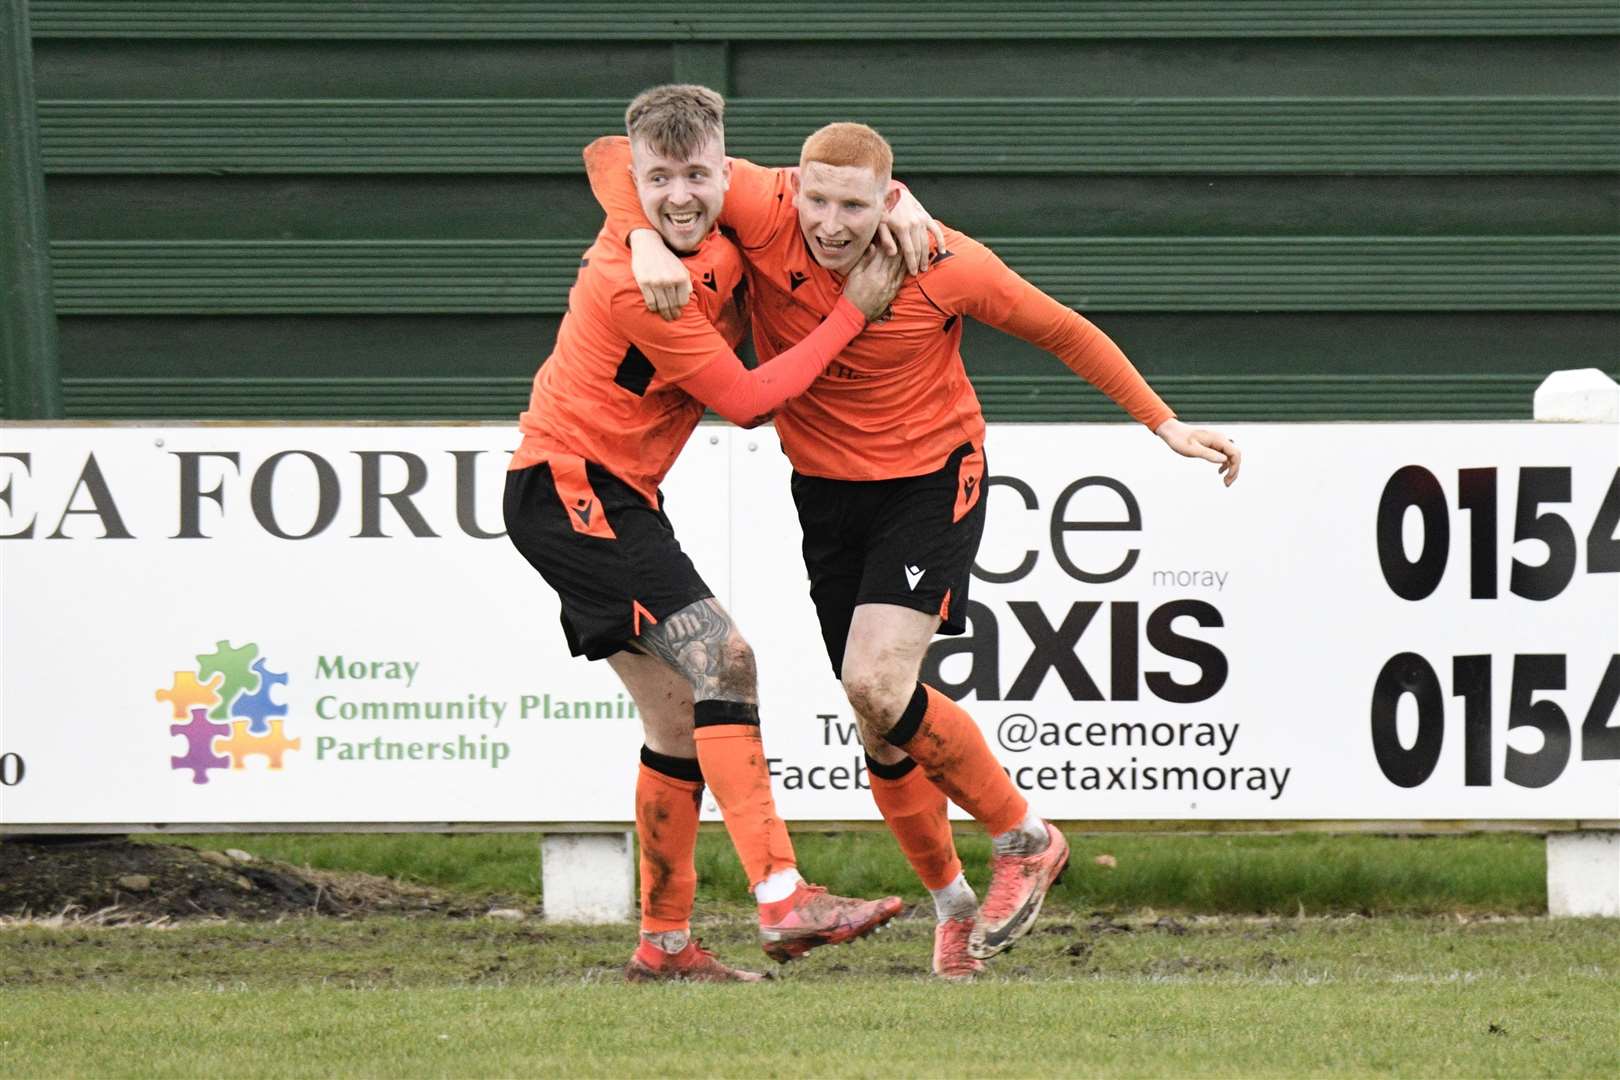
left=714, top=635, right=758, bottom=698
left=841, top=663, right=913, bottom=739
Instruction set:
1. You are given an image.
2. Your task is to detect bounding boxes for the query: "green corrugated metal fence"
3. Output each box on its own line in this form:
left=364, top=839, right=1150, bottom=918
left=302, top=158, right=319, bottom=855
left=6, top=0, right=1618, bottom=421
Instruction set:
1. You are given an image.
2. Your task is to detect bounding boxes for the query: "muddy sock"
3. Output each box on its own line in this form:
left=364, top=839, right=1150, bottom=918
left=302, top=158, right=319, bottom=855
left=635, top=747, right=703, bottom=936
left=992, top=810, right=1050, bottom=857
left=691, top=700, right=797, bottom=887
left=883, top=684, right=1029, bottom=836
left=929, top=872, right=977, bottom=921
left=641, top=929, right=691, bottom=954
left=753, top=867, right=805, bottom=905
left=866, top=753, right=963, bottom=890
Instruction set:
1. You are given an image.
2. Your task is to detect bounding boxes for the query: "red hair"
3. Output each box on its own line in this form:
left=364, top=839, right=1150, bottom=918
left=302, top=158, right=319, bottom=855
left=799, top=122, right=893, bottom=182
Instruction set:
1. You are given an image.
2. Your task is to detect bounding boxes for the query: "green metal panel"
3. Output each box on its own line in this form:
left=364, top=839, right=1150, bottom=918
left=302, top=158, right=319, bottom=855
left=52, top=311, right=1618, bottom=420
left=979, top=238, right=1620, bottom=312
left=2, top=0, right=61, bottom=418
left=34, top=37, right=1619, bottom=99
left=902, top=175, right=1620, bottom=238
left=51, top=372, right=1555, bottom=423
left=46, top=176, right=612, bottom=240
left=28, top=2, right=1620, bottom=39
left=45, top=174, right=1619, bottom=240
left=972, top=374, right=1553, bottom=422
left=48, top=236, right=1620, bottom=314
left=37, top=97, right=1620, bottom=174
left=55, top=312, right=1614, bottom=378
left=55, top=314, right=555, bottom=379
left=963, top=315, right=1620, bottom=379
left=31, top=40, right=675, bottom=99
left=61, top=376, right=531, bottom=419
left=15, top=4, right=1620, bottom=423
left=729, top=39, right=1620, bottom=98
left=49, top=240, right=586, bottom=315
left=673, top=42, right=729, bottom=94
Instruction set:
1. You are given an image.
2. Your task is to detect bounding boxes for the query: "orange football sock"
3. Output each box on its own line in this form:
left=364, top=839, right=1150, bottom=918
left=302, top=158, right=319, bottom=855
left=883, top=684, right=1028, bottom=835
left=692, top=701, right=797, bottom=886
left=635, top=748, right=703, bottom=934
left=866, top=755, right=962, bottom=890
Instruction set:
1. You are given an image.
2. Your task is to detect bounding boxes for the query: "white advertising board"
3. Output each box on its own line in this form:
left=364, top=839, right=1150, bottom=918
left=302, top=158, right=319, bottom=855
left=1, top=422, right=1615, bottom=826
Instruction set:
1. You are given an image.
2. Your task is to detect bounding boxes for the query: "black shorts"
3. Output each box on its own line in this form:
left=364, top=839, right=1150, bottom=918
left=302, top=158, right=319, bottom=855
left=504, top=456, right=712, bottom=661
left=790, top=441, right=987, bottom=677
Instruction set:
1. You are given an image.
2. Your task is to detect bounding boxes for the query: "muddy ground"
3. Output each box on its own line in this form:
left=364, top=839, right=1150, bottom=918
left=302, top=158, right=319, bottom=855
left=0, top=837, right=534, bottom=923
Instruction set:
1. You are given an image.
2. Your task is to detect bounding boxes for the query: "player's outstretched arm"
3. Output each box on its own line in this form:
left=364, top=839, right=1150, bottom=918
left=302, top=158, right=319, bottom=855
left=935, top=234, right=1244, bottom=487
left=1154, top=418, right=1242, bottom=486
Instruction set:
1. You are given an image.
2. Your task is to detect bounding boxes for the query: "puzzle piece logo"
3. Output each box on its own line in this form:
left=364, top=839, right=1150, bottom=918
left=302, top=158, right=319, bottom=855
left=159, top=641, right=295, bottom=785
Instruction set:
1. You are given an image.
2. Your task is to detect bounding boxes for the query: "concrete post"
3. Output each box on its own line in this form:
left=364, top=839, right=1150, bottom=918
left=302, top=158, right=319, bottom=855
left=540, top=832, right=635, bottom=924
left=1546, top=832, right=1620, bottom=917
left=1532, top=368, right=1619, bottom=424
left=1534, top=370, right=1618, bottom=917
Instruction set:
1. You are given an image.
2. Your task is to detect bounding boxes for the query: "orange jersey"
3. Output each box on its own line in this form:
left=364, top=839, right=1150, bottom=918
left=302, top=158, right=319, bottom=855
left=511, top=225, right=747, bottom=504
left=585, top=137, right=1175, bottom=481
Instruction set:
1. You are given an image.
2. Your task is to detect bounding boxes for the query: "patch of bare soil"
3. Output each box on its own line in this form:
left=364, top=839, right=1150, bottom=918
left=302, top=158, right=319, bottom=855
left=0, top=838, right=528, bottom=923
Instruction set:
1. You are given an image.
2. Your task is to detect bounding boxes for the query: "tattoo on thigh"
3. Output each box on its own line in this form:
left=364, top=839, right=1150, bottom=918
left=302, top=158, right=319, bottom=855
left=635, top=599, right=754, bottom=702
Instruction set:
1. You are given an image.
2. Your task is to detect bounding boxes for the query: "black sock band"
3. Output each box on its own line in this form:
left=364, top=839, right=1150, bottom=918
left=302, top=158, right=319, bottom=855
left=692, top=699, right=761, bottom=729
left=882, top=683, right=930, bottom=748
left=864, top=752, right=918, bottom=781
left=640, top=745, right=704, bottom=783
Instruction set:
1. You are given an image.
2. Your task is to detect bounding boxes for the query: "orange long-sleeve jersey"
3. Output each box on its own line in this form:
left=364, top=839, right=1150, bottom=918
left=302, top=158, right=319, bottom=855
left=510, top=225, right=749, bottom=504
left=585, top=136, right=1176, bottom=481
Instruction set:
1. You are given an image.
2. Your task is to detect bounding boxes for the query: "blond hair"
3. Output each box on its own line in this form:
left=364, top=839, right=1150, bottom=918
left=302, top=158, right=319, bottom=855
left=624, top=84, right=726, bottom=159
left=799, top=122, right=893, bottom=182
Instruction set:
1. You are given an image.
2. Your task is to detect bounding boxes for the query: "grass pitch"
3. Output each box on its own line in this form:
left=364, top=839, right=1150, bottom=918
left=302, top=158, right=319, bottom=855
left=151, top=829, right=1549, bottom=915
left=2, top=910, right=1616, bottom=1077
left=4, top=832, right=1600, bottom=1076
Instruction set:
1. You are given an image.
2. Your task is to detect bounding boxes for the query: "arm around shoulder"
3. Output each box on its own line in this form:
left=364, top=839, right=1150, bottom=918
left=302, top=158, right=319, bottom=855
left=675, top=297, right=869, bottom=427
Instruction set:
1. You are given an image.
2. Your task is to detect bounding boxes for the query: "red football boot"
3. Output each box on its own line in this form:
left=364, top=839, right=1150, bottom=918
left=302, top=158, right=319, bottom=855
left=969, top=821, right=1070, bottom=960
left=758, top=882, right=904, bottom=962
left=624, top=938, right=767, bottom=983
left=932, top=915, right=984, bottom=981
